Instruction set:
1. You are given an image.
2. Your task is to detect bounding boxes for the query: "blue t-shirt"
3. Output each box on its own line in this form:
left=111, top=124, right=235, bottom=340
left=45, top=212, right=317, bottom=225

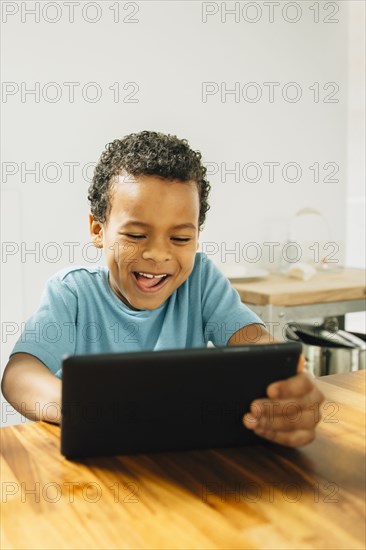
left=11, top=253, right=264, bottom=378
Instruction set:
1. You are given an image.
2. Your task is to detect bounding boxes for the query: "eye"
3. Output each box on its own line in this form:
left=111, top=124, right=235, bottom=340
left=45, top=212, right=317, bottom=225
left=124, top=234, right=145, bottom=239
left=172, top=237, right=191, bottom=242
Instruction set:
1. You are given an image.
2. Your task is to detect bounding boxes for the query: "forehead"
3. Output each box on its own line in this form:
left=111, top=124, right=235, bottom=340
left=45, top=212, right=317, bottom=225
left=109, top=174, right=200, bottom=224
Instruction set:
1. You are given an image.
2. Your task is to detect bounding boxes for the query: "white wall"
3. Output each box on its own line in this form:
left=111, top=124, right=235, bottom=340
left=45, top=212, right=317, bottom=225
left=1, top=1, right=364, bottom=426
left=345, top=0, right=366, bottom=333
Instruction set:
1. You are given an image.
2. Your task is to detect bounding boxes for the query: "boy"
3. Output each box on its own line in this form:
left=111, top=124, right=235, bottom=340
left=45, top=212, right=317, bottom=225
left=2, top=131, right=323, bottom=447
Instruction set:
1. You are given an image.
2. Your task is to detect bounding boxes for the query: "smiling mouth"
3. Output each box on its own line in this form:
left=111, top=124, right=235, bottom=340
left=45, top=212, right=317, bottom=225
left=132, top=272, right=172, bottom=293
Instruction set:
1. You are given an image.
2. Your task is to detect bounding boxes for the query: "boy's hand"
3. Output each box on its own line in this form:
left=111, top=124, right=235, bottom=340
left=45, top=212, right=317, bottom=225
left=243, top=355, right=324, bottom=447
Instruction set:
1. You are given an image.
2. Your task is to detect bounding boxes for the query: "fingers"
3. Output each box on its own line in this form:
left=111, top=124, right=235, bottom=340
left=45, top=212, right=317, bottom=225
left=297, top=353, right=305, bottom=373
left=243, top=372, right=325, bottom=447
left=266, top=372, right=316, bottom=399
left=243, top=407, right=319, bottom=446
left=244, top=404, right=319, bottom=432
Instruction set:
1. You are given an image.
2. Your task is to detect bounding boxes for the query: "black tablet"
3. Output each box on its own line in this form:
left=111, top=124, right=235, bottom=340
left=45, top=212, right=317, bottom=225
left=61, top=342, right=301, bottom=459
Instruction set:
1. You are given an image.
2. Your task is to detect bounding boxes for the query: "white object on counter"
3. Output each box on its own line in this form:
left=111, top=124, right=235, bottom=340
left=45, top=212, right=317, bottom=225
left=286, top=262, right=317, bottom=281
left=219, top=264, right=269, bottom=280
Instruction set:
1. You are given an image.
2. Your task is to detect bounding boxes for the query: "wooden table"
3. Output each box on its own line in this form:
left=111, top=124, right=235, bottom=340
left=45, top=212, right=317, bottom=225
left=231, top=268, right=366, bottom=339
left=1, top=370, right=365, bottom=550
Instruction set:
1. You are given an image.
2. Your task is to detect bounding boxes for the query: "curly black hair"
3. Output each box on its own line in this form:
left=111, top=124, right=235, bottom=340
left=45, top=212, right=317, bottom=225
left=88, top=131, right=211, bottom=229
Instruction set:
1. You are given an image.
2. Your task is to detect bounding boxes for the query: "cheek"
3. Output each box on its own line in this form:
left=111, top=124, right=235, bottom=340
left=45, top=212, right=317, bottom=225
left=179, top=251, right=196, bottom=274
left=111, top=241, right=140, bottom=268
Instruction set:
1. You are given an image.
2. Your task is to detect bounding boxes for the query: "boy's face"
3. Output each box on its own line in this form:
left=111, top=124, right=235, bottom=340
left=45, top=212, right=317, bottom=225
left=89, top=174, right=200, bottom=310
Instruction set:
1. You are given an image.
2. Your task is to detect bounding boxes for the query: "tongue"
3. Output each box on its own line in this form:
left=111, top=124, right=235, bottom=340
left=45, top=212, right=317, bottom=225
left=136, top=274, right=162, bottom=289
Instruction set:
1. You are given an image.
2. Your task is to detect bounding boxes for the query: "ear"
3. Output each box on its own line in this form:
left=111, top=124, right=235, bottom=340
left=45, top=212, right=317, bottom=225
left=89, top=213, right=104, bottom=248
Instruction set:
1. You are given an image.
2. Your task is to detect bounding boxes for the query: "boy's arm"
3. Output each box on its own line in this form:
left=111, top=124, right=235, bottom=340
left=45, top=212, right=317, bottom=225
left=1, top=353, right=62, bottom=424
left=227, top=323, right=276, bottom=345
left=228, top=324, right=324, bottom=447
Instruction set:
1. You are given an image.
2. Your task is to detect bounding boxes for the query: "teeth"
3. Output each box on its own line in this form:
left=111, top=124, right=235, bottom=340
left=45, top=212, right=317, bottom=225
left=138, top=272, right=167, bottom=279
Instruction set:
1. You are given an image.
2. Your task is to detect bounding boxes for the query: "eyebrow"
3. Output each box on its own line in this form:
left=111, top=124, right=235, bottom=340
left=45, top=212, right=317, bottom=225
left=119, top=221, right=197, bottom=231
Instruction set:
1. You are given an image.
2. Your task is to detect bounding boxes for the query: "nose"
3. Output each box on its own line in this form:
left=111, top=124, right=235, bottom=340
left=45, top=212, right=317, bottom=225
left=141, top=238, right=172, bottom=263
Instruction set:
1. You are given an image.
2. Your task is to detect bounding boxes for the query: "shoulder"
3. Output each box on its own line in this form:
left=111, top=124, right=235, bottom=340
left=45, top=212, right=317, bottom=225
left=51, top=265, right=106, bottom=282
left=45, top=265, right=108, bottom=294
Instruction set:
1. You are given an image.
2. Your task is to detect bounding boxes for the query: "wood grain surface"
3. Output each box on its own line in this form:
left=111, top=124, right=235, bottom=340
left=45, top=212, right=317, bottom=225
left=231, top=268, right=366, bottom=306
left=1, top=370, right=365, bottom=550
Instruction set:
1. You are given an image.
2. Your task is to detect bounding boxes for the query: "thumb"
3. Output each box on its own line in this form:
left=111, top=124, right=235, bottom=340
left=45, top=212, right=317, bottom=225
left=297, top=353, right=305, bottom=373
